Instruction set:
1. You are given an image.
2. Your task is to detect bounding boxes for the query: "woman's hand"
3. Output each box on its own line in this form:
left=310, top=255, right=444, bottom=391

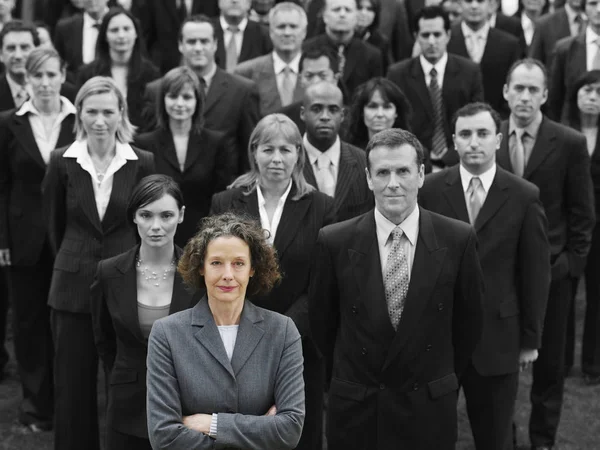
left=182, top=413, right=213, bottom=434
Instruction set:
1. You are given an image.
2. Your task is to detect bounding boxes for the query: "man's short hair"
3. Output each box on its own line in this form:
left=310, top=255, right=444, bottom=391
left=299, top=47, right=339, bottom=74
left=269, top=1, right=308, bottom=29
left=414, top=5, right=451, bottom=32
left=505, top=58, right=548, bottom=88
left=0, top=20, right=40, bottom=49
left=178, top=14, right=215, bottom=42
left=365, top=128, right=425, bottom=170
left=451, top=102, right=501, bottom=133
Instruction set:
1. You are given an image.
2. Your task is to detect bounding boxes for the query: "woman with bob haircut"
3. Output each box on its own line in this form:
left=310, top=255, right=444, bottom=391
left=0, top=46, right=76, bottom=431
left=135, top=66, right=235, bottom=247
left=210, top=113, right=335, bottom=450
left=91, top=174, right=197, bottom=449
left=76, top=7, right=160, bottom=127
left=43, top=75, right=154, bottom=450
left=147, top=212, right=305, bottom=450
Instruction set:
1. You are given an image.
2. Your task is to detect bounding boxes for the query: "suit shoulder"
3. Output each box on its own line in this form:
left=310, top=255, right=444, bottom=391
left=134, top=129, right=162, bottom=149
left=211, top=187, right=244, bottom=209
left=307, top=190, right=335, bottom=210
left=56, top=13, right=81, bottom=30
left=224, top=71, right=256, bottom=91
left=554, top=35, right=576, bottom=52
left=97, top=248, right=136, bottom=277
left=201, top=127, right=227, bottom=144
left=497, top=167, right=540, bottom=198
left=303, top=35, right=325, bottom=49
left=490, top=27, right=519, bottom=45
left=425, top=208, right=473, bottom=237
left=448, top=54, right=480, bottom=71
left=341, top=141, right=367, bottom=161
left=132, top=146, right=154, bottom=161
left=320, top=211, right=370, bottom=241
left=544, top=117, right=585, bottom=142
left=235, top=54, right=270, bottom=73
left=387, top=58, right=412, bottom=75
left=422, top=169, right=448, bottom=191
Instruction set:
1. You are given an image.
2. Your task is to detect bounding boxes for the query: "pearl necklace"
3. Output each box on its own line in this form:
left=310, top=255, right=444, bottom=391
left=136, top=255, right=176, bottom=287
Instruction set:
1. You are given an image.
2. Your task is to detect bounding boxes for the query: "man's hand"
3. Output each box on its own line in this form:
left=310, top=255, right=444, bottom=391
left=182, top=413, right=212, bottom=434
left=0, top=249, right=10, bottom=267
left=265, top=405, right=277, bottom=416
left=519, top=348, right=539, bottom=372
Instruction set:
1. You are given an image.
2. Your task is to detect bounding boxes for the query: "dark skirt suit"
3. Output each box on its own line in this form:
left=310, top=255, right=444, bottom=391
left=43, top=144, right=154, bottom=450
left=90, top=245, right=198, bottom=450
left=134, top=127, right=236, bottom=248
left=210, top=185, right=336, bottom=450
left=0, top=108, right=75, bottom=425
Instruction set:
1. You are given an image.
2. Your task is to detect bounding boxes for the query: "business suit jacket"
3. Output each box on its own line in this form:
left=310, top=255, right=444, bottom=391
left=90, top=245, right=197, bottom=438
left=134, top=127, right=236, bottom=247
left=386, top=54, right=484, bottom=169
left=448, top=24, right=520, bottom=118
left=377, top=0, right=414, bottom=62
left=309, top=207, right=484, bottom=449
left=419, top=166, right=550, bottom=375
left=498, top=117, right=595, bottom=279
left=43, top=145, right=154, bottom=313
left=53, top=13, right=84, bottom=78
left=495, top=12, right=527, bottom=53
left=147, top=297, right=305, bottom=450
left=278, top=101, right=305, bottom=134
left=234, top=53, right=304, bottom=117
left=214, top=19, right=273, bottom=70
left=0, top=76, right=77, bottom=112
left=302, top=141, right=374, bottom=223
left=0, top=111, right=75, bottom=266
left=529, top=7, right=572, bottom=69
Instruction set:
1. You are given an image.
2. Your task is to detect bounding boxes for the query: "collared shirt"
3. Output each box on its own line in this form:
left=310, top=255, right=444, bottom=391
left=508, top=111, right=542, bottom=167
left=220, top=16, right=248, bottom=59
left=586, top=26, right=600, bottom=71
left=303, top=134, right=341, bottom=194
left=461, top=21, right=490, bottom=63
left=521, top=13, right=535, bottom=46
left=256, top=181, right=293, bottom=245
left=420, top=52, right=448, bottom=89
left=375, top=205, right=419, bottom=282
left=200, top=62, right=217, bottom=92
left=16, top=96, right=76, bottom=164
left=82, top=12, right=106, bottom=64
left=489, top=12, right=497, bottom=28
left=459, top=163, right=496, bottom=207
left=63, top=140, right=138, bottom=220
left=565, top=3, right=586, bottom=37
left=273, top=51, right=301, bottom=96
left=5, top=74, right=32, bottom=107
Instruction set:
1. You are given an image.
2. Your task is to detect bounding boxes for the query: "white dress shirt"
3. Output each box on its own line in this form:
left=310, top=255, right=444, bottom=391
left=459, top=163, right=496, bottom=206
left=462, top=21, right=490, bottom=64
left=220, top=16, right=248, bottom=59
left=82, top=12, right=104, bottom=64
left=16, top=97, right=77, bottom=164
left=256, top=181, right=293, bottom=245
left=303, top=134, right=340, bottom=197
left=63, top=140, right=138, bottom=220
left=586, top=27, right=600, bottom=71
left=273, top=51, right=300, bottom=96
left=374, top=205, right=420, bottom=282
left=420, top=52, right=448, bottom=89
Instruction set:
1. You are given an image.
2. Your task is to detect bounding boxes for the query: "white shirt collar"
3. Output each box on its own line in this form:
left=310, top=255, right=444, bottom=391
left=16, top=96, right=76, bottom=117
left=419, top=52, right=448, bottom=77
left=303, top=134, right=341, bottom=167
left=586, top=26, right=600, bottom=45
left=374, top=203, right=420, bottom=247
left=272, top=51, right=301, bottom=75
left=462, top=20, right=490, bottom=39
left=489, top=13, right=497, bottom=28
left=63, top=139, right=138, bottom=161
left=220, top=15, right=248, bottom=33
left=256, top=180, right=293, bottom=208
left=565, top=4, right=585, bottom=22
left=83, top=10, right=108, bottom=27
left=459, top=163, right=496, bottom=194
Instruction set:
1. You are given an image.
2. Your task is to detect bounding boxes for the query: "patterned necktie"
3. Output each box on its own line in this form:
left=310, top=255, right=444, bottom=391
left=280, top=66, right=295, bottom=107
left=315, top=153, right=336, bottom=197
left=429, top=68, right=446, bottom=158
left=467, top=177, right=485, bottom=225
left=384, top=227, right=409, bottom=330
left=510, top=129, right=526, bottom=177
left=337, top=44, right=346, bottom=79
left=226, top=25, right=239, bottom=72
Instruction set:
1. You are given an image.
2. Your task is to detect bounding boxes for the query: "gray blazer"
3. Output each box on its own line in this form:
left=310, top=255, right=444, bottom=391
left=147, top=296, right=305, bottom=449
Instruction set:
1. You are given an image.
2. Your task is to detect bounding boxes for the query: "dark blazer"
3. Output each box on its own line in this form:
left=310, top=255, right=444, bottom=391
left=0, top=111, right=75, bottom=266
left=144, top=68, right=260, bottom=174
left=495, top=12, right=527, bottom=53
left=302, top=141, right=374, bottom=223
left=90, top=245, right=197, bottom=438
left=386, top=54, right=484, bottom=169
left=76, top=59, right=161, bottom=128
left=419, top=166, right=550, bottom=375
left=278, top=101, right=304, bottom=135
left=214, top=19, right=273, bottom=70
left=362, top=29, right=391, bottom=69
left=53, top=13, right=84, bottom=78
left=303, top=35, right=383, bottom=98
left=448, top=24, right=520, bottom=118
left=548, top=33, right=586, bottom=122
left=0, top=76, right=77, bottom=112
left=589, top=131, right=600, bottom=215
left=134, top=127, right=236, bottom=247
left=43, top=145, right=155, bottom=313
left=498, top=117, right=595, bottom=279
left=309, top=207, right=484, bottom=449
left=377, top=0, right=414, bottom=62
left=529, top=7, right=572, bottom=69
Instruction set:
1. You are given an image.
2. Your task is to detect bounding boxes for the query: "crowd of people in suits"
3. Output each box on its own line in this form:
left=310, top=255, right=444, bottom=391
left=0, top=0, right=598, bottom=449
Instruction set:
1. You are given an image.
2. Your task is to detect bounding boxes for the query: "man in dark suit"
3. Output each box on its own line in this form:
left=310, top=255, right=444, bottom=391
left=448, top=0, right=520, bottom=117
left=143, top=15, right=260, bottom=174
left=303, top=0, right=382, bottom=98
left=489, top=0, right=527, bottom=54
left=377, top=0, right=414, bottom=62
left=420, top=102, right=551, bottom=450
left=498, top=58, right=595, bottom=450
left=309, top=128, right=484, bottom=450
left=215, top=0, right=272, bottom=72
left=388, top=6, right=484, bottom=172
left=300, top=82, right=374, bottom=221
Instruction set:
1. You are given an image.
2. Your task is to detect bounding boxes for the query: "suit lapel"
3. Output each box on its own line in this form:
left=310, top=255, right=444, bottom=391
left=302, top=157, right=318, bottom=188
left=170, top=246, right=197, bottom=314
left=342, top=39, right=360, bottom=83
left=273, top=190, right=311, bottom=260
left=165, top=0, right=181, bottom=25
left=231, top=301, right=266, bottom=376
left=205, top=68, right=228, bottom=116
left=183, top=130, right=204, bottom=173
left=11, top=115, right=45, bottom=168
left=474, top=169, right=509, bottom=231
left=333, top=143, right=358, bottom=212
left=157, top=129, right=181, bottom=173
left=442, top=166, right=470, bottom=223
left=557, top=9, right=570, bottom=38
left=239, top=24, right=255, bottom=63
left=234, top=189, right=260, bottom=219
left=73, top=16, right=84, bottom=67
left=571, top=34, right=587, bottom=74
left=113, top=246, right=146, bottom=344
left=215, top=22, right=226, bottom=70
left=102, top=160, right=137, bottom=233
left=261, top=55, right=283, bottom=113
left=65, top=157, right=102, bottom=233
left=523, top=118, right=557, bottom=179
left=448, top=24, right=469, bottom=58
left=409, top=58, right=434, bottom=121
left=498, top=121, right=513, bottom=171
left=57, top=116, right=76, bottom=148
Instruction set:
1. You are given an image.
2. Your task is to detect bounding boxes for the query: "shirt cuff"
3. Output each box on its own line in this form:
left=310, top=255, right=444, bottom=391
left=209, top=413, right=218, bottom=438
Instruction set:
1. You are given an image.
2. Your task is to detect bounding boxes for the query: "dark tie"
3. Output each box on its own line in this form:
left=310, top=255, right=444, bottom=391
left=177, top=0, right=187, bottom=21
left=200, top=77, right=208, bottom=98
left=429, top=68, right=446, bottom=157
left=92, top=21, right=101, bottom=29
left=337, top=44, right=346, bottom=79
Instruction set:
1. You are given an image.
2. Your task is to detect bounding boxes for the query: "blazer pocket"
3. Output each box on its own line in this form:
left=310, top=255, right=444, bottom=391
left=329, top=377, right=369, bottom=402
left=54, top=252, right=80, bottom=273
left=427, top=373, right=458, bottom=400
left=498, top=301, right=520, bottom=318
left=110, top=369, right=138, bottom=385
left=60, top=238, right=82, bottom=253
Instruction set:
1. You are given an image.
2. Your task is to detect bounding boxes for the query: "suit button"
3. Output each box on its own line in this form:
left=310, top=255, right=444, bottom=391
left=426, top=344, right=432, bottom=351
left=379, top=383, right=385, bottom=390
left=413, top=383, right=419, bottom=391
left=352, top=306, right=358, bottom=314
left=438, top=303, right=444, bottom=311
left=361, top=348, right=367, bottom=355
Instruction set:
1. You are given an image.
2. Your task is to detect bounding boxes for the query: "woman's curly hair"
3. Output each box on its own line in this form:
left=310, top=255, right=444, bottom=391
left=178, top=212, right=282, bottom=297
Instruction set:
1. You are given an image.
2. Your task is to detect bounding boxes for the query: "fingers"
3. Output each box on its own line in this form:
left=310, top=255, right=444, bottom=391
left=265, top=405, right=277, bottom=416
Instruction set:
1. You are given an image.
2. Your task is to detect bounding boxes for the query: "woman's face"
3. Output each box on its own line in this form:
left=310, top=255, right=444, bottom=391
left=80, top=91, right=122, bottom=140
left=106, top=13, right=137, bottom=54
left=578, top=82, right=600, bottom=116
left=255, top=137, right=299, bottom=186
left=357, top=0, right=376, bottom=29
left=27, top=57, right=65, bottom=102
left=363, top=89, right=398, bottom=135
left=201, top=236, right=254, bottom=306
left=134, top=194, right=184, bottom=249
left=164, top=82, right=197, bottom=122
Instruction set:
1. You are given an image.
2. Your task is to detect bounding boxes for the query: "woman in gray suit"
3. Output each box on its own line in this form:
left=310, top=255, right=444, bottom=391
left=146, top=213, right=305, bottom=450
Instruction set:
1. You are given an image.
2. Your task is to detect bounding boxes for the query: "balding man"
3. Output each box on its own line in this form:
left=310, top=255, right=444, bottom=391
left=301, top=82, right=373, bottom=222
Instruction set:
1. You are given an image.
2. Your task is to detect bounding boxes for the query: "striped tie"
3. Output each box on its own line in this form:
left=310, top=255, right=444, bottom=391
left=429, top=68, right=446, bottom=157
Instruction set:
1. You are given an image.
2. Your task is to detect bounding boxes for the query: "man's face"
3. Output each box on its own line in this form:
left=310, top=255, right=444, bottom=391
left=453, top=111, right=501, bottom=174
left=0, top=31, right=35, bottom=78
left=416, top=17, right=450, bottom=64
left=219, top=0, right=251, bottom=17
left=443, top=0, right=463, bottom=25
left=587, top=0, right=600, bottom=29
left=503, top=64, right=547, bottom=124
left=0, top=0, right=15, bottom=17
left=366, top=144, right=424, bottom=224
left=84, top=0, right=108, bottom=15
left=270, top=9, right=306, bottom=54
left=300, top=56, right=337, bottom=90
left=323, top=0, right=358, bottom=34
left=461, top=0, right=491, bottom=28
left=300, top=84, right=344, bottom=144
left=179, top=22, right=217, bottom=71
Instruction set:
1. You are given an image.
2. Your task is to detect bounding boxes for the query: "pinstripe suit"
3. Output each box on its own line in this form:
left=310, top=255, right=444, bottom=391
left=210, top=185, right=335, bottom=450
left=43, top=144, right=154, bottom=450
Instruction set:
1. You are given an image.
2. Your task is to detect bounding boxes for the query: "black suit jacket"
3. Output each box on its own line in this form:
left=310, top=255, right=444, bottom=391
left=90, top=245, right=197, bottom=438
left=211, top=186, right=335, bottom=338
left=278, top=101, right=304, bottom=135
left=529, top=7, right=571, bottom=69
left=214, top=19, right=273, bottom=70
left=386, top=54, right=484, bottom=170
left=498, top=117, right=595, bottom=279
left=144, top=68, right=260, bottom=174
left=0, top=76, right=77, bottom=112
left=420, top=166, right=550, bottom=376
left=302, top=141, right=374, bottom=223
left=0, top=112, right=75, bottom=266
left=53, top=13, right=84, bottom=79
left=448, top=24, right=520, bottom=118
left=134, top=127, right=236, bottom=247
left=495, top=12, right=527, bottom=54
left=309, top=208, right=484, bottom=449
left=43, top=145, right=155, bottom=313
